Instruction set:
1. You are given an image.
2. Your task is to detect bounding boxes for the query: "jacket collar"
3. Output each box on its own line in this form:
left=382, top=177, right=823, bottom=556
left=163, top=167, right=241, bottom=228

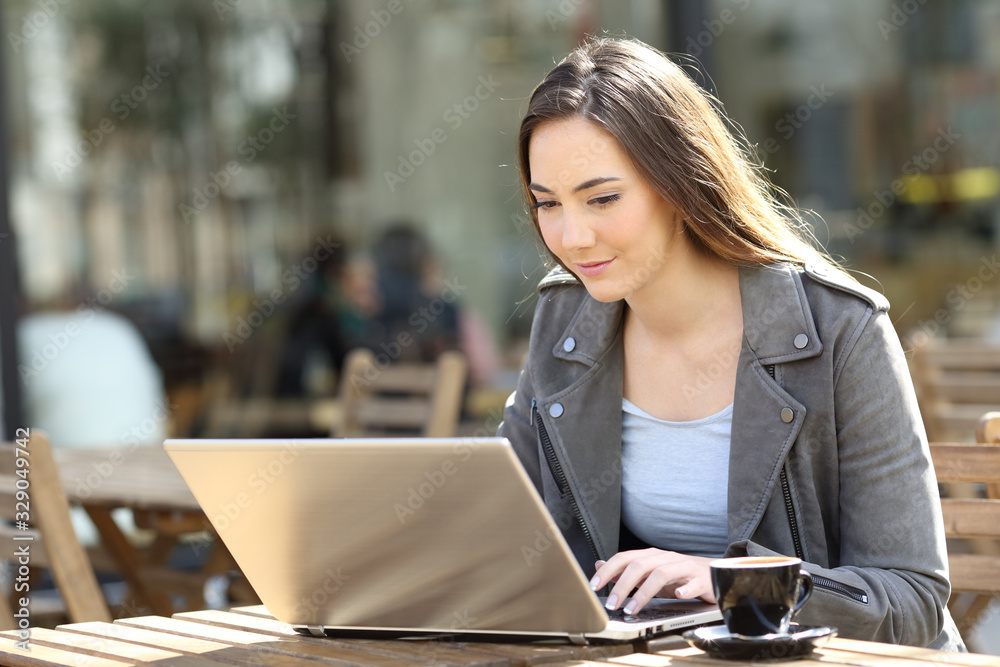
left=551, top=293, right=624, bottom=366
left=738, top=263, right=823, bottom=365
left=546, top=263, right=823, bottom=366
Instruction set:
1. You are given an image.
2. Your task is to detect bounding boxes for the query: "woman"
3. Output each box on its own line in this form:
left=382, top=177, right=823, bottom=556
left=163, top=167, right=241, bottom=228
left=498, top=37, right=964, bottom=650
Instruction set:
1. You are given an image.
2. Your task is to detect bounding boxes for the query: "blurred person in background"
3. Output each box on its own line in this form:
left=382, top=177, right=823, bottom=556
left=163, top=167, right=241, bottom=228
left=17, top=293, right=168, bottom=545
left=274, top=238, right=379, bottom=398
left=18, top=300, right=168, bottom=449
left=371, top=224, right=459, bottom=362
left=370, top=224, right=499, bottom=385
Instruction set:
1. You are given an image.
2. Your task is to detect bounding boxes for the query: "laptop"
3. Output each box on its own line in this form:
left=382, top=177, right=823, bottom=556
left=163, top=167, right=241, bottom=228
left=164, top=437, right=721, bottom=643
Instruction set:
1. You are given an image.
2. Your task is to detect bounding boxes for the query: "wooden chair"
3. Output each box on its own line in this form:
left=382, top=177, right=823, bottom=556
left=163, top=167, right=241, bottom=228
left=908, top=337, right=1000, bottom=442
left=335, top=348, right=467, bottom=437
left=200, top=320, right=308, bottom=438
left=929, top=433, right=1000, bottom=641
left=0, top=430, right=111, bottom=629
left=976, top=412, right=1000, bottom=500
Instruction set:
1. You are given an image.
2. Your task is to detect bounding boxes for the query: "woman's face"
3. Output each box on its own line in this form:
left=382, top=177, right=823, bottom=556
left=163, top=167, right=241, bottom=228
left=527, top=117, right=685, bottom=303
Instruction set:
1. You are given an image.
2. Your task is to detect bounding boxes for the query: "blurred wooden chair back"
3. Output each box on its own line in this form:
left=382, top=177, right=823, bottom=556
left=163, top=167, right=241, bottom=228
left=0, top=430, right=111, bottom=629
left=909, top=337, right=1000, bottom=441
left=929, top=417, right=1000, bottom=640
left=977, top=411, right=1000, bottom=500
left=335, top=348, right=467, bottom=438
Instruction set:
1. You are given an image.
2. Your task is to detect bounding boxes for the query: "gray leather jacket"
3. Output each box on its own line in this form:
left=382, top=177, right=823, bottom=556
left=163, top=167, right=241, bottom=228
left=499, top=262, right=964, bottom=650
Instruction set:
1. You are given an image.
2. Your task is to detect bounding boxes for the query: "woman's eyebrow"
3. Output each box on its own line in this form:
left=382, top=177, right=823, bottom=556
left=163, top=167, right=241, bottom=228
left=572, top=176, right=621, bottom=193
left=528, top=176, right=621, bottom=194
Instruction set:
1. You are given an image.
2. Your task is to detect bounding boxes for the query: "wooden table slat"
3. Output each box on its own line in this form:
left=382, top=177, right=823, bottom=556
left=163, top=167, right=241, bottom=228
left=176, top=609, right=635, bottom=666
left=0, top=634, right=135, bottom=667
left=59, top=621, right=367, bottom=667
left=220, top=606, right=643, bottom=665
left=809, top=648, right=920, bottom=667
left=121, top=615, right=500, bottom=666
left=171, top=610, right=299, bottom=636
left=174, top=609, right=643, bottom=666
left=819, top=638, right=1000, bottom=667
left=633, top=636, right=691, bottom=655
left=117, top=615, right=288, bottom=645
left=59, top=622, right=247, bottom=656
left=605, top=654, right=682, bottom=666
left=223, top=606, right=273, bottom=619
left=0, top=628, right=213, bottom=666
left=173, top=609, right=540, bottom=664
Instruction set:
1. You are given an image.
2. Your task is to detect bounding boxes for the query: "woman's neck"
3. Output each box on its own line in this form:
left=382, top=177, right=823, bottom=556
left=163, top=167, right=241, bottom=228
left=623, top=243, right=742, bottom=347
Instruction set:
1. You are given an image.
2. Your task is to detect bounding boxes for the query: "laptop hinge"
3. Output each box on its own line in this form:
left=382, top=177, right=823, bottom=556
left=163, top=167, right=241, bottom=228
left=567, top=633, right=588, bottom=645
left=306, top=625, right=326, bottom=637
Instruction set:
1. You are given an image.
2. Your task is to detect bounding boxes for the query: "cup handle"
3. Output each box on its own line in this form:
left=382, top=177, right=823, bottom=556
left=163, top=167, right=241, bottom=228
left=793, top=570, right=813, bottom=613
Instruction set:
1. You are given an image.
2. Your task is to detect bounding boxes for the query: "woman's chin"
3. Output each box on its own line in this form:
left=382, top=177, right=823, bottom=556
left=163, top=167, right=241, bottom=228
left=581, top=283, right=627, bottom=303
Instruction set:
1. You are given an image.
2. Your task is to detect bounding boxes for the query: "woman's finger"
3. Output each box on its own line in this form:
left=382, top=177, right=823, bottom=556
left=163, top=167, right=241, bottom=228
left=589, top=554, right=628, bottom=591
left=605, top=554, right=658, bottom=610
left=675, top=572, right=716, bottom=603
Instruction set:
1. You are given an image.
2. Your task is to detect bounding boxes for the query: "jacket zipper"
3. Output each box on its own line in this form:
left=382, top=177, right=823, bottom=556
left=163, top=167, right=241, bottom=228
left=767, top=364, right=805, bottom=562
left=764, top=366, right=869, bottom=606
left=779, top=467, right=804, bottom=561
left=812, top=576, right=869, bottom=604
left=531, top=398, right=601, bottom=563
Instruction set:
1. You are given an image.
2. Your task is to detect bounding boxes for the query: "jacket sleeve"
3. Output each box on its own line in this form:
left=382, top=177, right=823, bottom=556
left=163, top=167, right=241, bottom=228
left=749, top=309, right=951, bottom=646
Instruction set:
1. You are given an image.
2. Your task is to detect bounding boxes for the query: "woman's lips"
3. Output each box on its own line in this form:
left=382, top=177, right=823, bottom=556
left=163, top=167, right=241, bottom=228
left=575, top=259, right=613, bottom=277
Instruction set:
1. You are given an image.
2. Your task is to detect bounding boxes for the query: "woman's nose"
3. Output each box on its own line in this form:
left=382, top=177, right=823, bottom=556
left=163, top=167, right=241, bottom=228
left=561, top=210, right=596, bottom=250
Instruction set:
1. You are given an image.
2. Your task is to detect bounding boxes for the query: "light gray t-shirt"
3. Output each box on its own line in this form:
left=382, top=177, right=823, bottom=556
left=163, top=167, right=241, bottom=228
left=620, top=398, right=732, bottom=558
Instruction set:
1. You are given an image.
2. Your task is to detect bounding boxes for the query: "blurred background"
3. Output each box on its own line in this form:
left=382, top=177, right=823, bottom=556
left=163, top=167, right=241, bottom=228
left=1, top=0, right=1000, bottom=649
left=3, top=2, right=1000, bottom=443
left=5, top=0, right=998, bottom=434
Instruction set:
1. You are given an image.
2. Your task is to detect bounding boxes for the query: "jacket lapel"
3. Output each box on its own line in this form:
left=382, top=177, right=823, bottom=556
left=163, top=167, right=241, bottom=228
left=534, top=296, right=625, bottom=561
left=729, top=265, right=822, bottom=542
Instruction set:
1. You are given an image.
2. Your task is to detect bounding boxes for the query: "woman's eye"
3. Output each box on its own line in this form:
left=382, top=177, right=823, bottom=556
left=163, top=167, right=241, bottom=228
left=590, top=194, right=621, bottom=207
left=531, top=200, right=558, bottom=211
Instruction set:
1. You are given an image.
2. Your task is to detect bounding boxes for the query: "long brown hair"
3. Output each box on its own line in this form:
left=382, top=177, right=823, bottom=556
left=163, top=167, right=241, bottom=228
left=517, top=36, right=844, bottom=275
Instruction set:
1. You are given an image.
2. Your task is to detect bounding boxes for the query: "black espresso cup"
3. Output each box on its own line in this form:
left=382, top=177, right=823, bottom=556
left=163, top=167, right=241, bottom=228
left=710, top=556, right=813, bottom=637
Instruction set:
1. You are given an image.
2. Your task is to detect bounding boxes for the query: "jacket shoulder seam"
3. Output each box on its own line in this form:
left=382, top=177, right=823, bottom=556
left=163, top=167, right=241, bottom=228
left=832, top=306, right=875, bottom=388
left=803, top=263, right=889, bottom=312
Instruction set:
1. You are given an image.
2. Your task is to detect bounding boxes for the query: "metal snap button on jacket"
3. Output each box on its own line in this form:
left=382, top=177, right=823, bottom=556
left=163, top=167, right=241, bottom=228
left=549, top=403, right=564, bottom=418
left=794, top=333, right=809, bottom=349
left=563, top=337, right=576, bottom=352
left=781, top=407, right=794, bottom=423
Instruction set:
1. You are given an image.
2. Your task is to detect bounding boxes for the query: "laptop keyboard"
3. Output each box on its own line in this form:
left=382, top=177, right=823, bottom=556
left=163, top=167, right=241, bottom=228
left=604, top=603, right=692, bottom=623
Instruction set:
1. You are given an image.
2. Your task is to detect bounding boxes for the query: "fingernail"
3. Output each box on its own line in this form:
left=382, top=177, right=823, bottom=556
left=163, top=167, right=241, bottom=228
left=676, top=587, right=687, bottom=597
left=605, top=594, right=618, bottom=610
left=624, top=601, right=637, bottom=615
left=589, top=576, right=600, bottom=591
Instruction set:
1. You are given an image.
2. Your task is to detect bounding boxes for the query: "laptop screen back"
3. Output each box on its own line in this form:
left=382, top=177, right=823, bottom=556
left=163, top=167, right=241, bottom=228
left=165, top=437, right=610, bottom=634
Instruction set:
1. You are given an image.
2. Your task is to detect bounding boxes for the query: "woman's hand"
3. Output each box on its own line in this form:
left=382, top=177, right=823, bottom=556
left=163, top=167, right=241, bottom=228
left=590, top=548, right=716, bottom=615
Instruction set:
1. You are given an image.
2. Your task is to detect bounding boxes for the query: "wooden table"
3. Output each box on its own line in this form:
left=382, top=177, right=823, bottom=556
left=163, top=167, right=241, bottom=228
left=56, top=446, right=200, bottom=513
left=54, top=447, right=243, bottom=616
left=1, top=606, right=997, bottom=667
